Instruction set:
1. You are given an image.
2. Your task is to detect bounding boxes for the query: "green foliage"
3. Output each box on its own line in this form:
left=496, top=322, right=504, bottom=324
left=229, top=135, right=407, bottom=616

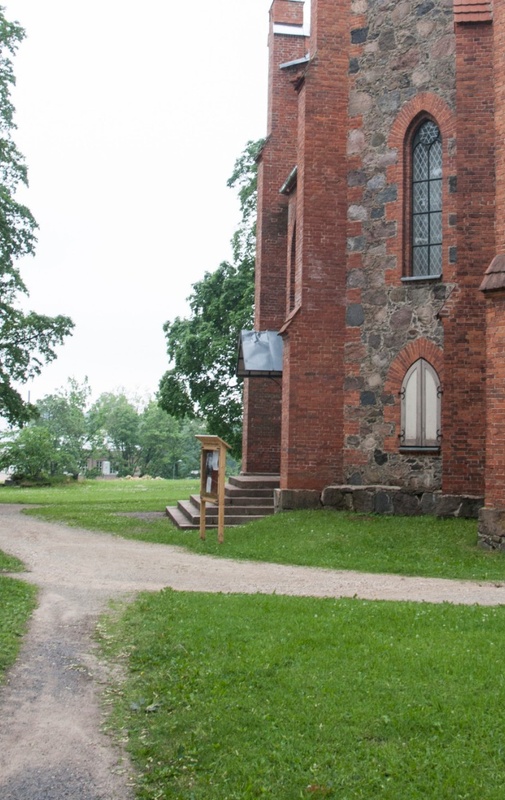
left=34, top=377, right=90, bottom=476
left=159, top=257, right=254, bottom=454
left=0, top=8, right=73, bottom=425
left=138, top=402, right=204, bottom=479
left=87, top=392, right=140, bottom=476
left=0, top=424, right=55, bottom=479
left=0, top=378, right=90, bottom=480
left=0, top=574, right=36, bottom=683
left=0, top=381, right=208, bottom=481
left=100, top=590, right=505, bottom=799
left=159, top=139, right=263, bottom=457
left=227, top=137, right=264, bottom=264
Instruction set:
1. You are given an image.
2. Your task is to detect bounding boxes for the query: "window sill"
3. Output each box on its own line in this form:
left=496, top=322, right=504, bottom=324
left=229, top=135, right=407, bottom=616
left=401, top=274, right=442, bottom=283
left=399, top=446, right=441, bottom=454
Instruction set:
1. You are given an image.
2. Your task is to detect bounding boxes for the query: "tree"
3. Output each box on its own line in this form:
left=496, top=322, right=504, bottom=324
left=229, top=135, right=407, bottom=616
left=159, top=139, right=263, bottom=456
left=0, top=378, right=90, bottom=479
left=34, top=378, right=90, bottom=477
left=87, top=392, right=140, bottom=476
left=0, top=425, right=55, bottom=480
left=138, top=402, right=204, bottom=478
left=0, top=8, right=73, bottom=425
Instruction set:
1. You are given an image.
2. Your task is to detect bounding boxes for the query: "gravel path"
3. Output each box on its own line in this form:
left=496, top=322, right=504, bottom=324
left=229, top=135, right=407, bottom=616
left=0, top=503, right=505, bottom=799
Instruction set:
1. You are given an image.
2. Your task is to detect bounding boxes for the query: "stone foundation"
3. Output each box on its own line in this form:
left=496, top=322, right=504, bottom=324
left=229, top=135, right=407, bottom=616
left=478, top=508, right=505, bottom=550
left=274, top=484, right=483, bottom=519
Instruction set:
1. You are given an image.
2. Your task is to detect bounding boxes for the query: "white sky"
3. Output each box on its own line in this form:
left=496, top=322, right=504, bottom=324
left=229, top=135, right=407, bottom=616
left=4, top=0, right=272, bottom=404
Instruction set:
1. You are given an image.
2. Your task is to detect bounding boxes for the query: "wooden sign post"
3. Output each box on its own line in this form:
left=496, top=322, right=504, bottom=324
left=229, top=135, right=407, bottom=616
left=196, top=435, right=230, bottom=544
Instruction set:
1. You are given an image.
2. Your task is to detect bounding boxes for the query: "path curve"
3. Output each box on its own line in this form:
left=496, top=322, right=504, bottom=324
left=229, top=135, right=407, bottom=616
left=0, top=504, right=504, bottom=799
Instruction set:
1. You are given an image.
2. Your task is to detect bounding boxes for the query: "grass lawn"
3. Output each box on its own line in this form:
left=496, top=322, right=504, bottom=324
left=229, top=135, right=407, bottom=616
left=2, top=480, right=505, bottom=797
left=99, top=590, right=505, bottom=800
left=0, top=548, right=37, bottom=683
left=0, top=478, right=504, bottom=581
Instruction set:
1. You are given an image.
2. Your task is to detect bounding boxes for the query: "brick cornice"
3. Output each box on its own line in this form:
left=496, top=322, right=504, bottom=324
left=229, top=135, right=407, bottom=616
left=453, top=0, right=493, bottom=24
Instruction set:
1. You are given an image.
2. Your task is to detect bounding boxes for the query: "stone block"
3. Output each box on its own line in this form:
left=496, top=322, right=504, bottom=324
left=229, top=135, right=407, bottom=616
left=275, top=489, right=321, bottom=511
left=353, top=489, right=375, bottom=513
left=420, top=492, right=436, bottom=515
left=347, top=303, right=365, bottom=326
left=478, top=508, right=505, bottom=550
left=321, top=486, right=348, bottom=509
left=456, top=495, right=484, bottom=520
left=393, top=492, right=421, bottom=516
left=374, top=491, right=394, bottom=514
left=433, top=494, right=462, bottom=517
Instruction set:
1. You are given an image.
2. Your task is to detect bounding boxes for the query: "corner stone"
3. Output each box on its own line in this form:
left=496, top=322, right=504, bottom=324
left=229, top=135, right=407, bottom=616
left=478, top=508, right=505, bottom=550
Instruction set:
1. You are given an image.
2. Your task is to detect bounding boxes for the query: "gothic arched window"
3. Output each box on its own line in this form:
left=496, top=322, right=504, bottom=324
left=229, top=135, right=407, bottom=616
left=412, top=120, right=442, bottom=277
left=400, top=359, right=441, bottom=449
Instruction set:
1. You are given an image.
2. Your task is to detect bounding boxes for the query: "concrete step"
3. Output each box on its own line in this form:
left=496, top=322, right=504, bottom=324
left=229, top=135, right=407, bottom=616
left=189, top=494, right=274, bottom=511
left=228, top=474, right=280, bottom=490
left=165, top=504, right=267, bottom=530
left=166, top=474, right=280, bottom=531
left=224, top=485, right=276, bottom=500
left=177, top=498, right=274, bottom=523
left=165, top=505, right=199, bottom=530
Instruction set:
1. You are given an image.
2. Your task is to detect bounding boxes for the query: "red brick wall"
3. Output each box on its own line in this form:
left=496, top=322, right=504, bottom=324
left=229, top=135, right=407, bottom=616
left=241, top=3, right=306, bottom=474
left=441, top=20, right=495, bottom=495
left=241, top=378, right=282, bottom=474
left=495, top=0, right=505, bottom=253
left=271, top=0, right=304, bottom=27
left=484, top=293, right=505, bottom=507
left=279, top=0, right=348, bottom=490
left=482, top=3, right=505, bottom=508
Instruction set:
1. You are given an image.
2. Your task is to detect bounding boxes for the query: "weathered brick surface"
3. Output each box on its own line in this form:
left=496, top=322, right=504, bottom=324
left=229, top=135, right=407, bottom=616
left=441, top=19, right=493, bottom=496
left=278, top=0, right=348, bottom=491
left=242, top=3, right=306, bottom=475
left=476, top=0, right=505, bottom=548
left=496, top=0, right=505, bottom=254
left=481, top=293, right=505, bottom=508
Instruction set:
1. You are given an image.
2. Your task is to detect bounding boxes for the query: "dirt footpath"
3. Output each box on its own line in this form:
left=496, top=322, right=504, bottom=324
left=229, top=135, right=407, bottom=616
left=0, top=504, right=504, bottom=800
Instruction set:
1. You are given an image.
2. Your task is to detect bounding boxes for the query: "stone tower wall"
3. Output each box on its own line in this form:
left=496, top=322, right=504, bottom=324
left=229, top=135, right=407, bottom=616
left=342, top=0, right=457, bottom=489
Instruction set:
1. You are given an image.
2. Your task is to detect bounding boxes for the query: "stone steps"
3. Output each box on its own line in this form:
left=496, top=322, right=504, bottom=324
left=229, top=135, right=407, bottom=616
left=166, top=474, right=280, bottom=530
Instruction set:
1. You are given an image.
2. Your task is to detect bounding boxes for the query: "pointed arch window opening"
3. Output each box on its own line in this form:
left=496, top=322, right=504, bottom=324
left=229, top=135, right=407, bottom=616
left=400, top=358, right=441, bottom=452
left=412, top=120, right=442, bottom=278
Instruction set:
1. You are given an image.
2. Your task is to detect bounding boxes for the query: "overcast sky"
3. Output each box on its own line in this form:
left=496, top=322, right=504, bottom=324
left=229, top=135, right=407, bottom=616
left=5, top=0, right=272, bottom=405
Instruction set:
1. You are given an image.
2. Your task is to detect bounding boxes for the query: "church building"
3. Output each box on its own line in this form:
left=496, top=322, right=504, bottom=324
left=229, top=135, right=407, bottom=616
left=241, top=0, right=505, bottom=546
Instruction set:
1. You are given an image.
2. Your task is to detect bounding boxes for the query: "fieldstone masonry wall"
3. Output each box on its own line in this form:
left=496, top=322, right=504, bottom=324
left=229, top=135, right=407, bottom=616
left=343, top=0, right=456, bottom=490
left=275, top=485, right=483, bottom=519
left=245, top=1, right=500, bottom=528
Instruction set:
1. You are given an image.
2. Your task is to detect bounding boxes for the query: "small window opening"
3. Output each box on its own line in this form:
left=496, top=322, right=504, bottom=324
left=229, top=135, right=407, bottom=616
left=400, top=358, right=441, bottom=450
left=412, top=121, right=442, bottom=277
